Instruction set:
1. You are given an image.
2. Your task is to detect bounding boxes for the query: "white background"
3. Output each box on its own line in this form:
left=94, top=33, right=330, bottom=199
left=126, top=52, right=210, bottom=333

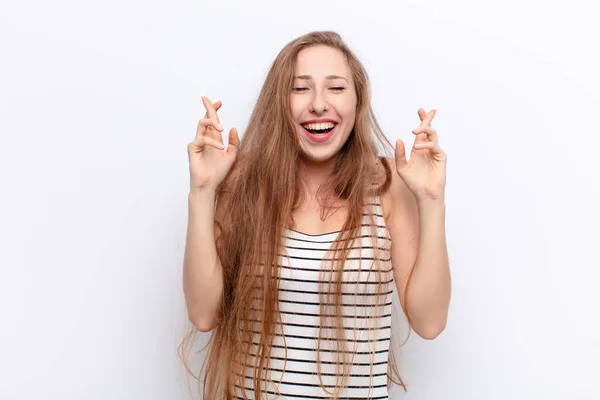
left=1, top=0, right=599, bottom=399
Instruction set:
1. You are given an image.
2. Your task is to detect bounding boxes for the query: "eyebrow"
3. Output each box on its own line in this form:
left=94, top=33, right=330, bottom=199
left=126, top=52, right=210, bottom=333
left=294, top=75, right=349, bottom=82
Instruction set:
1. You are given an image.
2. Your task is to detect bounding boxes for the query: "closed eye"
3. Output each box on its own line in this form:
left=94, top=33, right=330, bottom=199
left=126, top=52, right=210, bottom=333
left=292, top=87, right=309, bottom=93
left=330, top=86, right=345, bottom=92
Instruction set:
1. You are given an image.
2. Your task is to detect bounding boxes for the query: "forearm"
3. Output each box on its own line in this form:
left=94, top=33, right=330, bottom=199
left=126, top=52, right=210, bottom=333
left=405, top=199, right=451, bottom=338
left=183, top=188, right=223, bottom=332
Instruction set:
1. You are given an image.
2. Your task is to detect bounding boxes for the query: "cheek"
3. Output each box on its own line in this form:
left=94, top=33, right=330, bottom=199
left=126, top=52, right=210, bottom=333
left=340, top=98, right=357, bottom=125
left=290, top=97, right=306, bottom=120
left=335, top=92, right=357, bottom=115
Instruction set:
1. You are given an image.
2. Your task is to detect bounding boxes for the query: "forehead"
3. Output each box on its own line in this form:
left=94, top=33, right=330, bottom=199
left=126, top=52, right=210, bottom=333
left=294, top=45, right=351, bottom=79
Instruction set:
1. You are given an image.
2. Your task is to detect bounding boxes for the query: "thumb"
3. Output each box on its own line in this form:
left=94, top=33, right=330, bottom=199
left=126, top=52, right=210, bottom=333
left=395, top=139, right=407, bottom=170
left=226, top=128, right=240, bottom=156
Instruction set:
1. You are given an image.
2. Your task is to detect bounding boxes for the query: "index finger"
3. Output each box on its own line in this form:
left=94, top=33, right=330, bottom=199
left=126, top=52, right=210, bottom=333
left=203, top=101, right=222, bottom=118
left=202, top=96, right=220, bottom=123
left=418, top=108, right=436, bottom=126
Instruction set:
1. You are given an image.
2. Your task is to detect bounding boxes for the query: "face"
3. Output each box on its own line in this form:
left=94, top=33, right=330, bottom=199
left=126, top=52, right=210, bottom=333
left=290, top=45, right=357, bottom=164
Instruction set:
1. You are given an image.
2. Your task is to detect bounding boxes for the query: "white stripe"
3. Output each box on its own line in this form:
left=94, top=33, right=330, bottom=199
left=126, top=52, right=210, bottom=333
left=237, top=200, right=393, bottom=399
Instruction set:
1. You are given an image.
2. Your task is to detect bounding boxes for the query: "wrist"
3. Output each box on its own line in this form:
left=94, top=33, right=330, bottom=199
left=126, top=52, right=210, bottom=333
left=189, top=187, right=217, bottom=201
left=416, top=195, right=445, bottom=206
left=416, top=197, right=446, bottom=212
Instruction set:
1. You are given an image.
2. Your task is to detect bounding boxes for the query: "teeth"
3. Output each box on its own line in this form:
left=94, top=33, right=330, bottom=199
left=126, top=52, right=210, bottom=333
left=302, top=122, right=335, bottom=130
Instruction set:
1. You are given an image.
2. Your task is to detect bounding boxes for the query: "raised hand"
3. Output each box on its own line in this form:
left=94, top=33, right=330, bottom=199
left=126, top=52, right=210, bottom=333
left=394, top=108, right=447, bottom=201
left=187, top=96, right=240, bottom=191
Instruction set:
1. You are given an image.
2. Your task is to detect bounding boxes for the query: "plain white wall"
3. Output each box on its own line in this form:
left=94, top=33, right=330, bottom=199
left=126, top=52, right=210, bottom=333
left=1, top=0, right=599, bottom=399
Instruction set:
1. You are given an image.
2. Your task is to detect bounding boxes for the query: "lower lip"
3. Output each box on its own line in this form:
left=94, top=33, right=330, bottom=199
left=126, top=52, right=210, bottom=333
left=303, top=125, right=337, bottom=143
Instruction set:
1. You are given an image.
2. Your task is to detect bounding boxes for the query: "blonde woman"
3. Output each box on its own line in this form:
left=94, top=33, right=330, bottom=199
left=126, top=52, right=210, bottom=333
left=181, top=31, right=451, bottom=400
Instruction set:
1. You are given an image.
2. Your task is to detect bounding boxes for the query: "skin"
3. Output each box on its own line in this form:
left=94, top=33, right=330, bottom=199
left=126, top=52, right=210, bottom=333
left=382, top=108, right=450, bottom=339
left=196, top=45, right=450, bottom=339
left=290, top=45, right=357, bottom=168
left=286, top=45, right=450, bottom=339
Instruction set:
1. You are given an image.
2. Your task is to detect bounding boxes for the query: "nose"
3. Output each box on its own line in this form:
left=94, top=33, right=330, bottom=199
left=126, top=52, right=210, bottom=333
left=309, top=90, right=328, bottom=113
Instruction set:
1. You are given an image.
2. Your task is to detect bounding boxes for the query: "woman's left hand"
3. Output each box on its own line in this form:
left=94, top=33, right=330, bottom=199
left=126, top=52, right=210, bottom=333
left=395, top=108, right=447, bottom=202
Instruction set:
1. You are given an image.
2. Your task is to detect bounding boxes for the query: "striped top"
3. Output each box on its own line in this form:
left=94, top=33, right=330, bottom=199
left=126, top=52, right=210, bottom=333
left=234, top=199, right=394, bottom=400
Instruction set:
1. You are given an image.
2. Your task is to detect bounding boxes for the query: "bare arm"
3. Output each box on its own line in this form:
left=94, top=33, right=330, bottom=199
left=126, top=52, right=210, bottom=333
left=385, top=157, right=451, bottom=340
left=183, top=188, right=223, bottom=332
left=184, top=96, right=239, bottom=332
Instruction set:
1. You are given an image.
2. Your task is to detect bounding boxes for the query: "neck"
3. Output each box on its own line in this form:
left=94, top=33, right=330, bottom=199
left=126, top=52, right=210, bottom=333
left=298, top=156, right=336, bottom=200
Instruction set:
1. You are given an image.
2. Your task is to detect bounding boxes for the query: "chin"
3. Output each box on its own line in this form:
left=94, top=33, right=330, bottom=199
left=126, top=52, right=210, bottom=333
left=296, top=133, right=348, bottom=165
left=298, top=145, right=340, bottom=164
left=300, top=153, right=333, bottom=164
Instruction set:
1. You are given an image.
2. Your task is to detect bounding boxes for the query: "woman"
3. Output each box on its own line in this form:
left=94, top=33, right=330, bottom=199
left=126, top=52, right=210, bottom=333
left=180, top=31, right=451, bottom=400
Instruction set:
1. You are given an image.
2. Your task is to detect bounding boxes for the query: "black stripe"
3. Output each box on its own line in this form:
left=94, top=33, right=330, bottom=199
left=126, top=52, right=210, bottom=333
left=245, top=320, right=391, bottom=331
left=283, top=234, right=391, bottom=244
left=233, top=394, right=388, bottom=400
left=243, top=342, right=389, bottom=355
left=286, top=228, right=339, bottom=237
left=279, top=255, right=392, bottom=262
left=243, top=354, right=388, bottom=366
left=233, top=387, right=388, bottom=400
left=284, top=244, right=390, bottom=252
left=249, top=308, right=392, bottom=319
left=276, top=288, right=394, bottom=296
left=245, top=331, right=391, bottom=343
left=253, top=297, right=393, bottom=308
left=275, top=265, right=393, bottom=273
left=235, top=373, right=388, bottom=389
left=253, top=276, right=394, bottom=285
left=234, top=385, right=388, bottom=400
left=286, top=224, right=387, bottom=237
left=235, top=362, right=388, bottom=378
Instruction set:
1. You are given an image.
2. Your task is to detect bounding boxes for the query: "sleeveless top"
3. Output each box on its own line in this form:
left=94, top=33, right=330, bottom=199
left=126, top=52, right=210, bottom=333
left=234, top=198, right=394, bottom=399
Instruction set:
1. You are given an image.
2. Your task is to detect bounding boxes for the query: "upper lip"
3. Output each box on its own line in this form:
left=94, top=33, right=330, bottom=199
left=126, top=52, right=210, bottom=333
left=301, top=118, right=338, bottom=125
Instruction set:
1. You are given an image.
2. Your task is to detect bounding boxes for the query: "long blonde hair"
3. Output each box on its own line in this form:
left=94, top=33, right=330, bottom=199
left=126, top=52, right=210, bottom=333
left=179, top=30, right=412, bottom=399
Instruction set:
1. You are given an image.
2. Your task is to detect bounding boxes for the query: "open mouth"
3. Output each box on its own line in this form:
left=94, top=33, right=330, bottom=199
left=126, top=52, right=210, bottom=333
left=301, top=122, right=337, bottom=135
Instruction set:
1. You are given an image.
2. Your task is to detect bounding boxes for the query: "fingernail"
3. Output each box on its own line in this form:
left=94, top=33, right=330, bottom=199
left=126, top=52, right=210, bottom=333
left=218, top=124, right=224, bottom=131
left=220, top=143, right=225, bottom=149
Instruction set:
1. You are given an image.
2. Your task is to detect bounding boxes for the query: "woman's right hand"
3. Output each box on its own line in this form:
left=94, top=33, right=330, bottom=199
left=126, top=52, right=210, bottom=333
left=187, top=96, right=240, bottom=191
